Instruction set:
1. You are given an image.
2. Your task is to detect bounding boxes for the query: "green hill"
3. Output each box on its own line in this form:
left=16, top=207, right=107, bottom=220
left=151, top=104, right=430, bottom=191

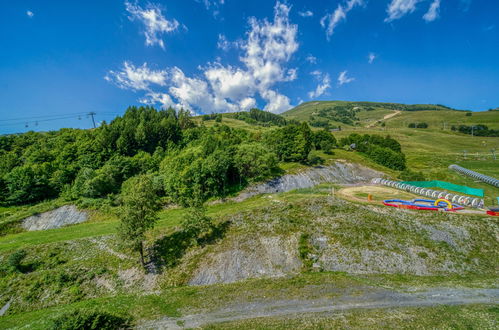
left=283, top=101, right=499, bottom=130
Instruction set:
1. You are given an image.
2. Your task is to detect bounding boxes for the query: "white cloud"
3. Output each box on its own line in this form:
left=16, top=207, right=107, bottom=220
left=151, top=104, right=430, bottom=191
left=109, top=1, right=298, bottom=114
left=105, top=61, right=167, bottom=91
left=423, top=0, right=441, bottom=22
left=196, top=0, right=225, bottom=17
left=125, top=1, right=180, bottom=49
left=338, top=70, right=355, bottom=85
left=368, top=52, right=376, bottom=64
left=320, top=0, right=364, bottom=40
left=305, top=55, right=317, bottom=64
left=261, top=90, right=292, bottom=113
left=217, top=34, right=230, bottom=51
left=298, top=10, right=313, bottom=17
left=308, top=73, right=331, bottom=98
left=26, top=10, right=34, bottom=18
left=140, top=92, right=176, bottom=109
left=385, top=0, right=422, bottom=22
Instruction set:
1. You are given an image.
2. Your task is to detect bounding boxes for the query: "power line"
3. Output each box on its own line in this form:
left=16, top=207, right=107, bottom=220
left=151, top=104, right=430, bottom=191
left=0, top=112, right=89, bottom=122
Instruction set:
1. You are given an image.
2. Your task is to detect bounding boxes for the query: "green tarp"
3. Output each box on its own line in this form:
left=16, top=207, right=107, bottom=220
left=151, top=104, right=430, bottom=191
left=401, top=180, right=484, bottom=197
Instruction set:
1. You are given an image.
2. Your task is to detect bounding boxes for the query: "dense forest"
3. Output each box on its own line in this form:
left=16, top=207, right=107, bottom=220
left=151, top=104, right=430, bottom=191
left=0, top=107, right=340, bottom=207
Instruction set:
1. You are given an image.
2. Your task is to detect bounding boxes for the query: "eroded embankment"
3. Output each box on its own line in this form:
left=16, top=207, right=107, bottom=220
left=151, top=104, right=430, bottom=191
left=235, top=161, right=384, bottom=201
left=185, top=197, right=498, bottom=286
left=22, top=205, right=88, bottom=231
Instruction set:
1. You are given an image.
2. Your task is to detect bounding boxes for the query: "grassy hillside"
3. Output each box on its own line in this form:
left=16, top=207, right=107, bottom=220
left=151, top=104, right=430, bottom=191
left=1, top=104, right=498, bottom=328
left=283, top=101, right=499, bottom=130
left=1, top=186, right=497, bottom=328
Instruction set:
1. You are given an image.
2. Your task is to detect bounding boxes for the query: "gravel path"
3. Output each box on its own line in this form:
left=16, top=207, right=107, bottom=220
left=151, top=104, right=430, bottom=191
left=137, top=287, right=498, bottom=329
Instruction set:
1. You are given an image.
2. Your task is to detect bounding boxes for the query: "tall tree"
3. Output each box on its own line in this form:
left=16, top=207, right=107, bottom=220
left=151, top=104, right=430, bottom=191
left=118, top=175, right=160, bottom=267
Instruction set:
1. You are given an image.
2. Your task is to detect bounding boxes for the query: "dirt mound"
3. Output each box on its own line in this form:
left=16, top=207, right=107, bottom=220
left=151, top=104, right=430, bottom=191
left=22, top=205, right=88, bottom=231
left=236, top=161, right=383, bottom=201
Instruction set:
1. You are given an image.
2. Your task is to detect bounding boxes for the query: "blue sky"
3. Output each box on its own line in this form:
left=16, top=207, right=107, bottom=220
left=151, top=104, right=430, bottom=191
left=0, top=0, right=498, bottom=133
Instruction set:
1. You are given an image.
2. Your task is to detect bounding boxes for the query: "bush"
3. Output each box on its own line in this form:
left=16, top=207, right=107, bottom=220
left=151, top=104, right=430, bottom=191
left=307, top=151, right=324, bottom=165
left=366, top=145, right=406, bottom=170
left=8, top=249, right=27, bottom=272
left=465, top=112, right=472, bottom=116
left=50, top=310, right=132, bottom=330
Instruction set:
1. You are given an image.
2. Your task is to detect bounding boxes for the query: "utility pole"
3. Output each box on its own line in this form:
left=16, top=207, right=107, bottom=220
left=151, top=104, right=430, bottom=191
left=88, top=112, right=96, bottom=128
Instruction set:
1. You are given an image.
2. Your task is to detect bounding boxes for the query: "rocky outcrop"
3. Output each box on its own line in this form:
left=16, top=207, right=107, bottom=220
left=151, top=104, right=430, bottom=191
left=22, top=205, right=88, bottom=231
left=236, top=161, right=383, bottom=201
left=189, top=235, right=301, bottom=285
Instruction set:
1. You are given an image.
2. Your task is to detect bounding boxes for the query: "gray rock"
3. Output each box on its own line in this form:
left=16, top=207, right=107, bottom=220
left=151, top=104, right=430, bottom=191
left=236, top=162, right=383, bottom=201
left=189, top=235, right=302, bottom=285
left=22, top=205, right=88, bottom=231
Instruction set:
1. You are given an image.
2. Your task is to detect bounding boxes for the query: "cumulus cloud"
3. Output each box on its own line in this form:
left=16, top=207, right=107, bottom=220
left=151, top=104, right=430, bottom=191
left=385, top=0, right=422, bottom=22
left=308, top=72, right=331, bottom=98
left=26, top=10, right=34, bottom=18
left=338, top=70, right=355, bottom=85
left=108, top=1, right=298, bottom=114
left=125, top=1, right=180, bottom=49
left=105, top=62, right=167, bottom=91
left=298, top=10, right=313, bottom=17
left=320, top=0, right=364, bottom=40
left=368, top=52, right=376, bottom=64
left=423, top=0, right=441, bottom=22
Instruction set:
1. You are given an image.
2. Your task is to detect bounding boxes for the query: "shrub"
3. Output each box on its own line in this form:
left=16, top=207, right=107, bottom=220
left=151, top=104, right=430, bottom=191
left=8, top=249, right=27, bottom=272
left=50, top=310, right=132, bottom=330
left=307, top=151, right=324, bottom=166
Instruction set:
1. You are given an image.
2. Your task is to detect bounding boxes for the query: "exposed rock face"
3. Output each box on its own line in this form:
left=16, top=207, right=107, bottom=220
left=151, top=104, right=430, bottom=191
left=22, top=205, right=88, bottom=231
left=236, top=161, right=383, bottom=201
left=189, top=235, right=302, bottom=285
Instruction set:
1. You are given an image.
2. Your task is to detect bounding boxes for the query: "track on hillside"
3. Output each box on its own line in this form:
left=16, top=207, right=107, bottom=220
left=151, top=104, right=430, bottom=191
left=138, top=287, right=498, bottom=329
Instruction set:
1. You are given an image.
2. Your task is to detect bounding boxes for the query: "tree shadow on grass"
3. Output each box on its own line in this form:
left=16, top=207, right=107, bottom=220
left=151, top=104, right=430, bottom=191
left=148, top=220, right=230, bottom=274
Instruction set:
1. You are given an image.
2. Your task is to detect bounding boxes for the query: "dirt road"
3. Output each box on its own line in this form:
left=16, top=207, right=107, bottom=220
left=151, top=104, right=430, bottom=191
left=138, top=287, right=498, bottom=329
left=367, top=110, right=401, bottom=127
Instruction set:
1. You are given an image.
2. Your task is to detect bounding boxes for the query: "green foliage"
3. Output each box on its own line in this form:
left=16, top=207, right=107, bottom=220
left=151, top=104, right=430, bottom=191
left=365, top=145, right=406, bottom=171
left=339, top=134, right=406, bottom=170
left=0, top=106, right=186, bottom=205
left=118, top=175, right=161, bottom=265
left=298, top=233, right=313, bottom=271
left=234, top=143, right=278, bottom=182
left=264, top=123, right=313, bottom=163
left=311, top=104, right=360, bottom=126
left=181, top=207, right=214, bottom=242
left=454, top=124, right=499, bottom=137
left=233, top=108, right=287, bottom=126
left=312, top=129, right=336, bottom=154
left=50, top=309, right=131, bottom=330
left=8, top=249, right=27, bottom=272
left=408, top=122, right=428, bottom=128
left=307, top=151, right=324, bottom=166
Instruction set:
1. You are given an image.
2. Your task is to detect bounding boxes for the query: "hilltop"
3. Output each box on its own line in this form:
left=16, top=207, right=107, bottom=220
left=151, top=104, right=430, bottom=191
left=282, top=101, right=499, bottom=130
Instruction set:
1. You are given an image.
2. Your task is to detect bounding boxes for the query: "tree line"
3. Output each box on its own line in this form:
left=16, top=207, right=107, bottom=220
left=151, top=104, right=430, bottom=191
left=0, top=107, right=338, bottom=207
